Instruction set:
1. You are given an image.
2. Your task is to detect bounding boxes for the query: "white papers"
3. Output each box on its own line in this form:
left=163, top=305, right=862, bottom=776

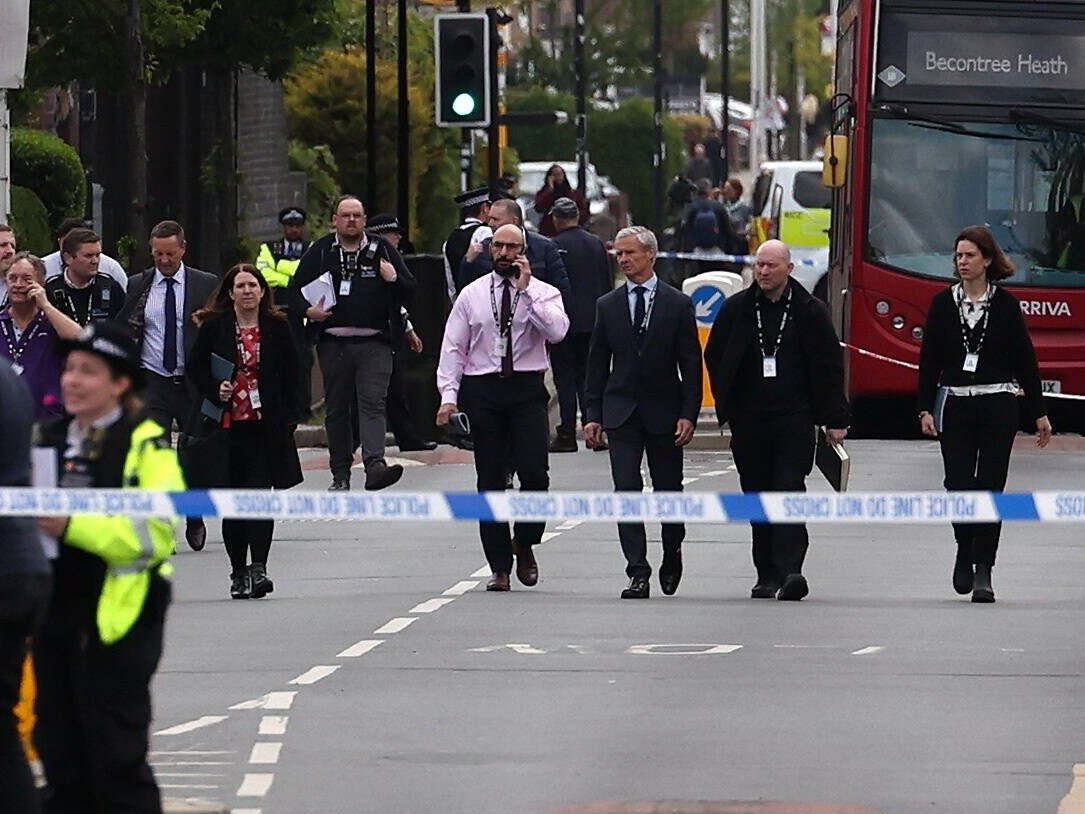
left=300, top=272, right=337, bottom=310
left=31, top=447, right=58, bottom=559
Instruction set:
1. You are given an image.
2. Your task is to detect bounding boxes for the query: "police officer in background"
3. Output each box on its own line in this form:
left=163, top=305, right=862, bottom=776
left=442, top=187, right=491, bottom=300
left=256, top=207, right=314, bottom=419
left=46, top=228, right=126, bottom=326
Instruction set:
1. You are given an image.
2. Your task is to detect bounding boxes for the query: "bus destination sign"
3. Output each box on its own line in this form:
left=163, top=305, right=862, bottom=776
left=905, top=32, right=1084, bottom=90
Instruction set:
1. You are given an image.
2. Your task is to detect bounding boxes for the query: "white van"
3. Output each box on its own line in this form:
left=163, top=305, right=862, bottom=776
left=750, top=160, right=831, bottom=296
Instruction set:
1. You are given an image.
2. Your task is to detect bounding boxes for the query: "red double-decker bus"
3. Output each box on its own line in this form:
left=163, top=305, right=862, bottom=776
left=825, top=0, right=1085, bottom=430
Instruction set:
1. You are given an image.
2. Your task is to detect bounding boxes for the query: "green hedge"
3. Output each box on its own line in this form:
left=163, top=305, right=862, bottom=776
left=8, top=185, right=52, bottom=255
left=10, top=128, right=87, bottom=234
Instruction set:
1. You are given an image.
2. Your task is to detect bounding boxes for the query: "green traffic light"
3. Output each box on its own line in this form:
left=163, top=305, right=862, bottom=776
left=452, top=92, right=477, bottom=117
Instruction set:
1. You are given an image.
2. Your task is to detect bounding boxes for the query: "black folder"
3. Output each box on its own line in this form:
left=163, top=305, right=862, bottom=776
left=815, top=426, right=850, bottom=492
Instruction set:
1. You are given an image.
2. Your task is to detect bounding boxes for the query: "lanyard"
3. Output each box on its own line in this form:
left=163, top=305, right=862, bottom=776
left=755, top=287, right=792, bottom=358
left=956, top=284, right=991, bottom=354
left=2, top=311, right=45, bottom=367
left=633, top=285, right=657, bottom=337
left=489, top=278, right=522, bottom=337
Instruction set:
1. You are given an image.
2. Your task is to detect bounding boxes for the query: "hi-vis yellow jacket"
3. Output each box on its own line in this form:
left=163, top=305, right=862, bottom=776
left=62, top=418, right=183, bottom=644
left=256, top=242, right=303, bottom=288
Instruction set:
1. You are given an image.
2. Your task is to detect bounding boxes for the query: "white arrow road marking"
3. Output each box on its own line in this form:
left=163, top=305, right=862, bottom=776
left=469, top=643, right=547, bottom=654
left=154, top=715, right=228, bottom=736
left=229, top=692, right=297, bottom=711
left=851, top=646, right=884, bottom=656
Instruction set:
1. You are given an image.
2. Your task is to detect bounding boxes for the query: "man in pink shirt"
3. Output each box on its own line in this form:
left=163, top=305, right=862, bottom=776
left=437, top=223, right=570, bottom=591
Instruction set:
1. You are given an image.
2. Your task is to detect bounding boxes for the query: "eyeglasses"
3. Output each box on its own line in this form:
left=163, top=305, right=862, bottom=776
left=492, top=241, right=524, bottom=251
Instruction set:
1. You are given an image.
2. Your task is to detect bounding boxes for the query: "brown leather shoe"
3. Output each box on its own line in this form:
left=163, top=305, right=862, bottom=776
left=512, top=541, right=539, bottom=586
left=185, top=518, right=206, bottom=552
left=486, top=572, right=510, bottom=591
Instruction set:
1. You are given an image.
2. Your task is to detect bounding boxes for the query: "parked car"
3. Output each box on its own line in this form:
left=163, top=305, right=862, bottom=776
left=749, top=160, right=831, bottom=296
left=515, top=160, right=628, bottom=241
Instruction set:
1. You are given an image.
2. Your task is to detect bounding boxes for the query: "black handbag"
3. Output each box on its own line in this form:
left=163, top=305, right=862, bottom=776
left=177, top=414, right=229, bottom=488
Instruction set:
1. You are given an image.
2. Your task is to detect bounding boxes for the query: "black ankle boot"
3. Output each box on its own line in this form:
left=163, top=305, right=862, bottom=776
left=230, top=570, right=251, bottom=599
left=972, top=563, right=995, bottom=603
left=250, top=563, right=274, bottom=599
left=952, top=554, right=974, bottom=595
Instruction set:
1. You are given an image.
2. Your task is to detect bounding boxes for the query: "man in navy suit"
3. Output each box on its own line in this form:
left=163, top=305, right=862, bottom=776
left=116, top=220, right=220, bottom=551
left=584, top=226, right=703, bottom=599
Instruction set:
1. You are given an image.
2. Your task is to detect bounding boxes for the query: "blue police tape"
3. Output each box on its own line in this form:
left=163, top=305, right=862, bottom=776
left=652, top=250, right=819, bottom=266
left=4, top=487, right=1085, bottom=523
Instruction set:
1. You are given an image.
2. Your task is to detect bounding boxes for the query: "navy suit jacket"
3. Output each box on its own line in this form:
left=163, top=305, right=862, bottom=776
left=585, top=278, right=703, bottom=434
left=457, top=231, right=570, bottom=296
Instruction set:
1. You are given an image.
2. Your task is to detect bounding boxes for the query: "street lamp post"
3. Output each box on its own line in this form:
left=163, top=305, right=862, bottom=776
left=653, top=0, right=664, bottom=232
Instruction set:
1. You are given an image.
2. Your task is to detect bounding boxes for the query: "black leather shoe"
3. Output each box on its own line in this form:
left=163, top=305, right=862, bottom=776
left=776, top=573, right=809, bottom=601
left=185, top=518, right=206, bottom=551
left=486, top=572, right=511, bottom=592
left=398, top=439, right=438, bottom=452
left=249, top=563, right=274, bottom=599
left=659, top=550, right=683, bottom=596
left=230, top=571, right=251, bottom=599
left=621, top=576, right=650, bottom=599
left=365, top=462, right=403, bottom=491
left=548, top=427, right=578, bottom=453
left=953, top=556, right=974, bottom=595
left=512, top=541, right=539, bottom=586
left=328, top=477, right=350, bottom=492
left=750, top=582, right=780, bottom=599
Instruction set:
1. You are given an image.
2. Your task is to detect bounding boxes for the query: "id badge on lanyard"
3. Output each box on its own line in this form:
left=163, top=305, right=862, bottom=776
left=493, top=335, right=508, bottom=357
left=339, top=278, right=352, bottom=297
left=763, top=356, right=777, bottom=378
left=963, top=353, right=979, bottom=372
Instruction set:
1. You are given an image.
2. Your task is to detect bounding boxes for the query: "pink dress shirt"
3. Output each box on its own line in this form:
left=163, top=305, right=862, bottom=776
left=437, top=271, right=569, bottom=403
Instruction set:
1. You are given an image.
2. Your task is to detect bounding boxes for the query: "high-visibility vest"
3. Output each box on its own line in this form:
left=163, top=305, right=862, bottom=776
left=62, top=418, right=184, bottom=644
left=256, top=241, right=308, bottom=288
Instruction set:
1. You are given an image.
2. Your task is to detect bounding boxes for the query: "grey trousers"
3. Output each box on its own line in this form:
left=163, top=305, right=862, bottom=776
left=317, top=338, right=393, bottom=479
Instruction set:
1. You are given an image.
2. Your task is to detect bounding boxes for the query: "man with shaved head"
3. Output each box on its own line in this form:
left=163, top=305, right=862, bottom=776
left=704, top=239, right=850, bottom=602
left=436, top=223, right=569, bottom=592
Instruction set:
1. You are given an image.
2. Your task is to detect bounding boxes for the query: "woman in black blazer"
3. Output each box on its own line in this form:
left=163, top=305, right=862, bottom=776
left=188, top=264, right=303, bottom=599
left=917, top=226, right=1052, bottom=603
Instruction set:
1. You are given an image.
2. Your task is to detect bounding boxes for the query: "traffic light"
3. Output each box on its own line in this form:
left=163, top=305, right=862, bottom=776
left=434, top=13, right=490, bottom=128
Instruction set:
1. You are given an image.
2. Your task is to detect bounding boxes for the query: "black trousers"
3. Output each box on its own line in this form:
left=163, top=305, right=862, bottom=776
left=607, top=412, right=685, bottom=579
left=938, top=391, right=1018, bottom=566
left=36, top=575, right=171, bottom=814
left=141, top=371, right=196, bottom=436
left=0, top=573, right=50, bottom=814
left=459, top=372, right=550, bottom=573
left=223, top=422, right=275, bottom=574
left=730, top=412, right=816, bottom=584
left=550, top=332, right=592, bottom=431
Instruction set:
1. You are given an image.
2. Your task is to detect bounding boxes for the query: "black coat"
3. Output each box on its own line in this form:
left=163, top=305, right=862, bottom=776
left=186, top=312, right=303, bottom=490
left=551, top=226, right=614, bottom=334
left=585, top=279, right=703, bottom=433
left=458, top=232, right=570, bottom=296
left=704, top=280, right=850, bottom=428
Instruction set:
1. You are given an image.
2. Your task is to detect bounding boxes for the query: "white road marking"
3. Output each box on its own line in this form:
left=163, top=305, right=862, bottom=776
left=471, top=565, right=490, bottom=577
left=469, top=643, right=547, bottom=654
left=851, top=646, right=884, bottom=656
left=410, top=597, right=457, bottom=614
left=151, top=761, right=233, bottom=766
left=443, top=580, right=479, bottom=595
left=555, top=520, right=581, bottom=530
left=155, top=772, right=226, bottom=778
left=701, top=469, right=732, bottom=477
left=229, top=692, right=297, bottom=711
left=540, top=531, right=561, bottom=543
left=159, top=784, right=220, bottom=790
left=681, top=477, right=698, bottom=485
left=233, top=810, right=264, bottom=814
left=151, top=750, right=235, bottom=756
left=1001, top=648, right=1025, bottom=653
left=627, top=643, right=743, bottom=655
left=259, top=716, right=288, bottom=736
left=337, top=639, right=383, bottom=658
left=237, top=773, right=274, bottom=797
left=249, top=743, right=282, bottom=764
left=288, top=665, right=339, bottom=685
left=154, top=715, right=228, bottom=736
left=773, top=644, right=836, bottom=649
left=374, top=617, right=416, bottom=634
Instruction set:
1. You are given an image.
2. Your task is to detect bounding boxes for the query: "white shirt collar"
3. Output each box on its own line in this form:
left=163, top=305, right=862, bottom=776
left=626, top=273, right=658, bottom=293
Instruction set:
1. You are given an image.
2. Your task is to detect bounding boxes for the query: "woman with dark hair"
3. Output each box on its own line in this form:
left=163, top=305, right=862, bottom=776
left=917, top=225, right=1052, bottom=603
left=534, top=163, right=588, bottom=237
left=0, top=252, right=82, bottom=420
left=188, top=264, right=303, bottom=599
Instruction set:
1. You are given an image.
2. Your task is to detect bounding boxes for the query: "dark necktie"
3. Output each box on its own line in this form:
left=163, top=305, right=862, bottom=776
left=633, top=285, right=647, bottom=336
left=163, top=277, right=177, bottom=373
left=500, top=280, right=514, bottom=377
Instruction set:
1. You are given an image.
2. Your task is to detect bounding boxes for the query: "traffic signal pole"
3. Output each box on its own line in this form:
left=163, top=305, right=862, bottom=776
left=574, top=0, right=587, bottom=194
left=486, top=7, right=500, bottom=193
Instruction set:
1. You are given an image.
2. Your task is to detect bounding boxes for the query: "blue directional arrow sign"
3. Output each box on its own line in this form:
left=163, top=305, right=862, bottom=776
left=691, top=285, right=726, bottom=326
